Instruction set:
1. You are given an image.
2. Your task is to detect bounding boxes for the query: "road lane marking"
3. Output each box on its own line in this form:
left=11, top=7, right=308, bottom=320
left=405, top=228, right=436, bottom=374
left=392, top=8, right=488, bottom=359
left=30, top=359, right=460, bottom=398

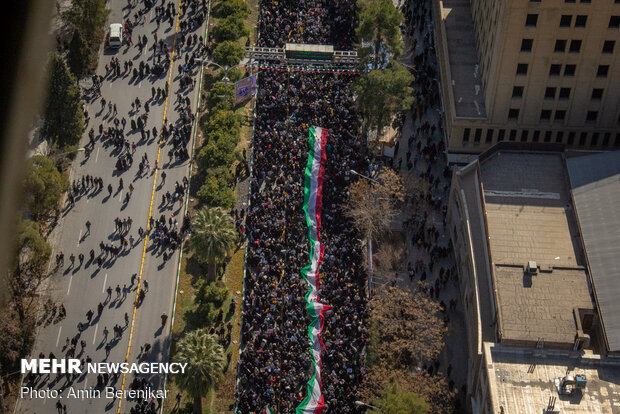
left=67, top=275, right=73, bottom=295
left=56, top=326, right=62, bottom=347
left=119, top=189, right=123, bottom=202
left=117, top=1, right=183, bottom=412
left=92, top=323, right=99, bottom=345
left=83, top=378, right=88, bottom=390
left=95, top=147, right=100, bottom=163
left=139, top=81, right=142, bottom=88
left=102, top=273, right=108, bottom=292
left=77, top=229, right=82, bottom=245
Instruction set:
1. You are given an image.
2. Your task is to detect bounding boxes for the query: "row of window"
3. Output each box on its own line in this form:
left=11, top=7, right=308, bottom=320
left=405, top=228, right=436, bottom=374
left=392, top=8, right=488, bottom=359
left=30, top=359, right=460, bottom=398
left=521, top=38, right=615, bottom=54
left=516, top=63, right=609, bottom=77
left=462, top=128, right=620, bottom=148
left=525, top=14, right=620, bottom=28
left=512, top=86, right=604, bottom=101
left=507, top=108, right=600, bottom=122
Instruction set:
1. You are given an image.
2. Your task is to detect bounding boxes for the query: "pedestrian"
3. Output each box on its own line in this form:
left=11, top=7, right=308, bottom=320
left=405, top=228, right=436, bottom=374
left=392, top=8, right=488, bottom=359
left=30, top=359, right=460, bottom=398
left=143, top=280, right=149, bottom=291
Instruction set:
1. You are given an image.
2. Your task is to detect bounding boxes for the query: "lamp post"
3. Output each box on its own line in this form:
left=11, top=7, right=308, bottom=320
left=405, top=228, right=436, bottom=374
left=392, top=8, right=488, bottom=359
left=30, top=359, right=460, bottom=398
left=354, top=400, right=380, bottom=411
left=48, top=147, right=86, bottom=159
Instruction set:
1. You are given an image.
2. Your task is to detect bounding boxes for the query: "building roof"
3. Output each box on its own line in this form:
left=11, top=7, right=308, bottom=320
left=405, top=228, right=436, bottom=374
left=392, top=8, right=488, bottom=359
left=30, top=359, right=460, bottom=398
left=438, top=0, right=487, bottom=118
left=478, top=151, right=594, bottom=346
left=567, top=151, right=620, bottom=352
left=484, top=342, right=620, bottom=414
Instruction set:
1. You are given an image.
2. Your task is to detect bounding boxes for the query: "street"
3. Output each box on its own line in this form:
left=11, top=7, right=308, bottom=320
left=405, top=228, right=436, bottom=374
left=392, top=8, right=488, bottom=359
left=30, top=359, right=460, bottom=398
left=15, top=0, right=208, bottom=412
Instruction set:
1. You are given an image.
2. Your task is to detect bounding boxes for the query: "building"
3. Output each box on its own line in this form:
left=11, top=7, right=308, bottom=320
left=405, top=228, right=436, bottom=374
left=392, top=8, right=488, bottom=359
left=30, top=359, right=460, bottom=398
left=433, top=0, right=620, bottom=162
left=446, top=144, right=620, bottom=412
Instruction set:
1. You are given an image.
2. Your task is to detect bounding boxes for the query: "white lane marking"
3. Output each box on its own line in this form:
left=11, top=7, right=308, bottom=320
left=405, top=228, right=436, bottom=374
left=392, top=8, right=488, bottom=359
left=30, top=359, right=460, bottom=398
left=56, top=326, right=62, bottom=347
left=95, top=147, right=100, bottom=163
left=92, top=323, right=99, bottom=345
left=83, top=378, right=88, bottom=390
left=139, top=81, right=142, bottom=88
left=67, top=275, right=73, bottom=295
left=77, top=229, right=82, bottom=245
left=119, top=189, right=123, bottom=202
left=102, top=273, right=108, bottom=292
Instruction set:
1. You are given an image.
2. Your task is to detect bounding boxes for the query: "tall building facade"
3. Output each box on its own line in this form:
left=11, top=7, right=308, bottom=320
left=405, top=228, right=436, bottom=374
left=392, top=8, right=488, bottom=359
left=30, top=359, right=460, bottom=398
left=434, top=0, right=620, bottom=162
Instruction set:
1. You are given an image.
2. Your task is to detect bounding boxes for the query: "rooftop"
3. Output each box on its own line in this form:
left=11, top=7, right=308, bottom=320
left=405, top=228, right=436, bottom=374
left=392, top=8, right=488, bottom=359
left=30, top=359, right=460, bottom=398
left=438, top=0, right=487, bottom=118
left=479, top=151, right=594, bottom=346
left=567, top=151, right=620, bottom=352
left=484, top=342, right=620, bottom=414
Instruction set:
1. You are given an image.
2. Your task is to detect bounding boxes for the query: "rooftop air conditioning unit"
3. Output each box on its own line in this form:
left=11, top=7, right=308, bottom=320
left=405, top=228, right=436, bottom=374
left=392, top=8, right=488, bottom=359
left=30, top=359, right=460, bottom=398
left=527, top=261, right=538, bottom=274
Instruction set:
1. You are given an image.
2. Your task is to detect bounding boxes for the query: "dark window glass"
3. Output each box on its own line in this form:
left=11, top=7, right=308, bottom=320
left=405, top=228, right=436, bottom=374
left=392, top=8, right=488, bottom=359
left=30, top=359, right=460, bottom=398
left=544, top=131, right=552, bottom=142
left=575, top=15, right=587, bottom=27
left=512, top=86, right=524, bottom=97
left=550, top=64, right=562, bottom=76
left=509, top=130, right=517, bottom=141
left=521, top=39, right=533, bottom=51
left=603, top=133, right=610, bottom=147
left=508, top=109, right=520, bottom=119
left=560, top=15, right=572, bottom=27
left=498, top=129, right=505, bottom=141
left=545, top=87, right=556, bottom=99
left=591, top=133, right=599, bottom=146
left=564, top=0, right=575, bottom=3
left=567, top=132, right=575, bottom=145
left=559, top=88, right=571, bottom=99
left=527, top=14, right=539, bottom=26
left=602, top=40, right=615, bottom=53
left=555, top=39, right=567, bottom=52
left=615, top=134, right=620, bottom=148
left=609, top=16, right=620, bottom=28
left=474, top=128, right=482, bottom=142
left=591, top=88, right=603, bottom=100
left=486, top=129, right=494, bottom=143
left=463, top=128, right=471, bottom=142
left=564, top=64, right=576, bottom=76
left=597, top=65, right=609, bottom=77
left=557, top=131, right=565, bottom=143
left=517, top=63, right=529, bottom=75
left=533, top=130, right=540, bottom=142
left=555, top=110, right=566, bottom=121
left=580, top=132, right=588, bottom=145
left=569, top=39, right=582, bottom=52
left=521, top=130, right=529, bottom=142
left=541, top=109, right=552, bottom=120
left=586, top=111, right=598, bottom=122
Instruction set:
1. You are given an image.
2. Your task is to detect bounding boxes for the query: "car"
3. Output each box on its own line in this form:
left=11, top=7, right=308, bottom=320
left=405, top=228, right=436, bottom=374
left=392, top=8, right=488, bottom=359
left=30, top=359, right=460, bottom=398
left=108, top=23, right=123, bottom=48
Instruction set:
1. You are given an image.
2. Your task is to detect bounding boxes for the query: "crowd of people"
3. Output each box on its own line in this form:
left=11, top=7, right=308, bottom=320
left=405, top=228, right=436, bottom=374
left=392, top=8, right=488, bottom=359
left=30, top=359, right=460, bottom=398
left=237, top=0, right=368, bottom=412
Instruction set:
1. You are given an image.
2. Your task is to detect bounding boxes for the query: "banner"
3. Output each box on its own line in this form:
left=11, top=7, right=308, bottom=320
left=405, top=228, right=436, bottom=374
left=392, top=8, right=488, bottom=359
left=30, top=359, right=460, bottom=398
left=234, top=75, right=257, bottom=105
left=297, top=126, right=331, bottom=414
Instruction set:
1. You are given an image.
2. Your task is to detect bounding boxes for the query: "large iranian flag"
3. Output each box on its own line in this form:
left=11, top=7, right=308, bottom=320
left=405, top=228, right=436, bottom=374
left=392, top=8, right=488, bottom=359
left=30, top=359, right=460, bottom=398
left=297, top=126, right=331, bottom=414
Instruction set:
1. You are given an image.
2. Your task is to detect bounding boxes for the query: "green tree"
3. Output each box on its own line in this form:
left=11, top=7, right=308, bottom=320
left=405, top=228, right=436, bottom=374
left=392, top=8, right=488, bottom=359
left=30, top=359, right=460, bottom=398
left=190, top=206, right=237, bottom=280
left=207, top=82, right=235, bottom=111
left=353, top=62, right=414, bottom=140
left=197, top=141, right=238, bottom=171
left=214, top=0, right=250, bottom=18
left=197, top=171, right=236, bottom=210
left=62, top=0, right=109, bottom=45
left=214, top=15, right=249, bottom=42
left=371, top=383, right=429, bottom=414
left=23, top=155, right=69, bottom=219
left=174, top=329, right=225, bottom=414
left=357, top=0, right=403, bottom=69
left=212, top=41, right=244, bottom=68
left=42, top=55, right=85, bottom=148
left=67, top=29, right=92, bottom=79
left=205, top=110, right=242, bottom=136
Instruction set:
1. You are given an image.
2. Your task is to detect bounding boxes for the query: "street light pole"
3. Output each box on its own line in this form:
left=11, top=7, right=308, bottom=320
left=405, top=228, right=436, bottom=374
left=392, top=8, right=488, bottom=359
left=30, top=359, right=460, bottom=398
left=48, top=147, right=86, bottom=158
left=354, top=400, right=380, bottom=411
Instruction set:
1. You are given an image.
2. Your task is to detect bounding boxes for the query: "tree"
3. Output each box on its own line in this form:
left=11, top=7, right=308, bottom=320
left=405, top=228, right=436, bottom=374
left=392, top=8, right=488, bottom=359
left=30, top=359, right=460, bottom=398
left=190, top=207, right=237, bottom=280
left=174, top=329, right=225, bottom=414
left=214, top=0, right=250, bottom=19
left=197, top=172, right=236, bottom=210
left=371, top=383, right=429, bottom=414
left=67, top=29, right=92, bottom=79
left=204, top=110, right=242, bottom=137
left=357, top=0, right=403, bottom=69
left=197, top=141, right=238, bottom=171
left=23, top=155, right=69, bottom=220
left=214, top=15, right=249, bottom=42
left=42, top=55, right=85, bottom=148
left=369, top=286, right=446, bottom=368
left=353, top=62, right=414, bottom=140
left=212, top=41, right=244, bottom=68
left=207, top=82, right=235, bottom=111
left=62, top=0, right=109, bottom=45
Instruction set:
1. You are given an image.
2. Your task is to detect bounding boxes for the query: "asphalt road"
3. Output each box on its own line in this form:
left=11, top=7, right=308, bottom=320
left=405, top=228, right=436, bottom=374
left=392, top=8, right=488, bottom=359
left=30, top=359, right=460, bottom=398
left=16, top=0, right=208, bottom=412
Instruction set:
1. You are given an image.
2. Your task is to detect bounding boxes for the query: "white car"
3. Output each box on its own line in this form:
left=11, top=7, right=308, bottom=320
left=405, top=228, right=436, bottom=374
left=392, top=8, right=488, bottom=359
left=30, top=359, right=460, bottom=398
left=108, top=23, right=123, bottom=48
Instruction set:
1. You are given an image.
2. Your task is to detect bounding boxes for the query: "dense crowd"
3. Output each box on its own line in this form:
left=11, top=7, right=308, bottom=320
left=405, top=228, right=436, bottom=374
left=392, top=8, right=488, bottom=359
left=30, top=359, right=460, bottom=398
left=237, top=0, right=367, bottom=412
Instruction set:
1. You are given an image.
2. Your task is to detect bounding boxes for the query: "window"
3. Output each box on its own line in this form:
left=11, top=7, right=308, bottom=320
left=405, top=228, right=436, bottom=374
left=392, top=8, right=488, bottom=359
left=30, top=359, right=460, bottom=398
left=564, top=64, right=576, bottom=76
left=555, top=110, right=566, bottom=121
left=603, top=40, right=615, bottom=53
left=560, top=15, right=572, bottom=27
left=508, top=108, right=520, bottom=119
left=541, top=109, right=552, bottom=120
left=545, top=87, right=556, bottom=99
left=569, top=40, right=582, bottom=52
left=616, top=134, right=620, bottom=149
left=517, top=63, right=528, bottom=75
left=603, top=133, right=611, bottom=147
left=498, top=129, right=505, bottom=141
left=550, top=64, right=562, bottom=76
left=557, top=131, right=565, bottom=143
left=591, top=133, right=599, bottom=146
left=597, top=65, right=609, bottom=77
left=581, top=0, right=591, bottom=3
left=527, top=14, right=539, bottom=26
left=586, top=111, right=598, bottom=122
left=521, top=38, right=533, bottom=52
left=521, top=130, right=529, bottom=142
left=610, top=16, right=620, bottom=28
left=559, top=87, right=571, bottom=99
left=567, top=132, right=575, bottom=145
left=486, top=129, right=494, bottom=143
left=565, top=0, right=575, bottom=2
left=544, top=131, right=552, bottom=142
left=533, top=130, right=541, bottom=142
left=512, top=86, right=524, bottom=97
left=509, top=130, right=517, bottom=141
left=575, top=15, right=587, bottom=27
left=591, top=88, right=603, bottom=100
left=580, top=132, right=588, bottom=145
left=463, top=128, right=471, bottom=143
left=555, top=39, right=567, bottom=52
left=474, top=128, right=482, bottom=143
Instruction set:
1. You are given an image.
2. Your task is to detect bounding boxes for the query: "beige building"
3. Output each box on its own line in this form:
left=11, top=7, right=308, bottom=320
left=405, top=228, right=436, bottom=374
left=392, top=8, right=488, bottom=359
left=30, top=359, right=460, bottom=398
left=434, top=0, right=620, bottom=162
left=446, top=144, right=620, bottom=412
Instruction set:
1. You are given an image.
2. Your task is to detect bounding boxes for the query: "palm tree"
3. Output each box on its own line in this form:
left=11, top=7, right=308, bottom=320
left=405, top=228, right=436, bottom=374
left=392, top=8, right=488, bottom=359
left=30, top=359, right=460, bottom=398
left=174, top=329, right=225, bottom=414
left=190, top=206, right=236, bottom=281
